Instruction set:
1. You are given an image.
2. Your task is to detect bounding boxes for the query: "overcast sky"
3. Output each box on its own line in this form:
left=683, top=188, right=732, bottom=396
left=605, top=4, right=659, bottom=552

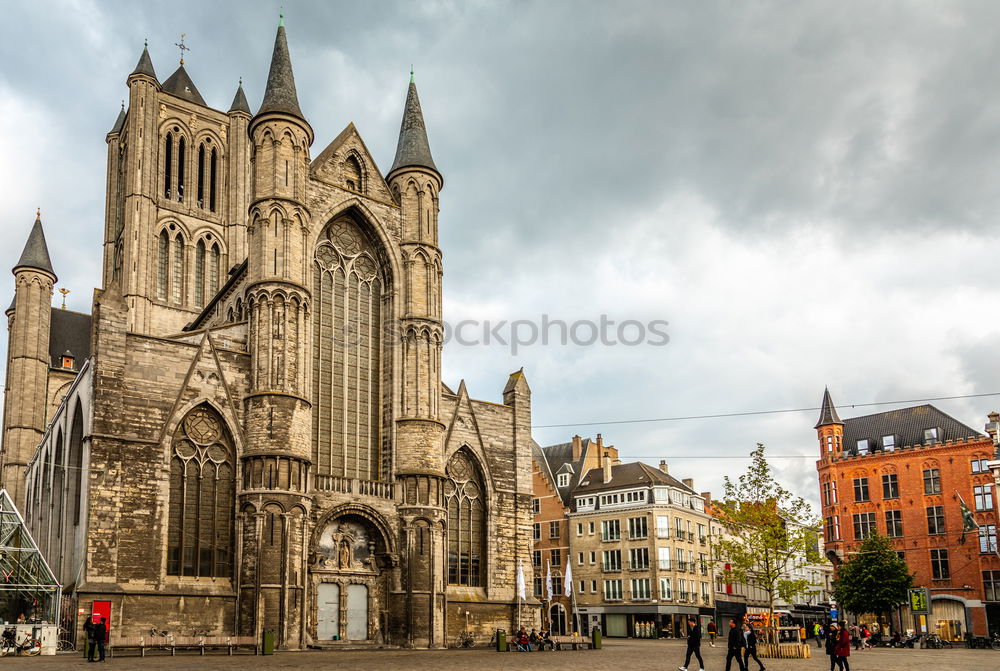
left=4, top=0, right=1000, bottom=511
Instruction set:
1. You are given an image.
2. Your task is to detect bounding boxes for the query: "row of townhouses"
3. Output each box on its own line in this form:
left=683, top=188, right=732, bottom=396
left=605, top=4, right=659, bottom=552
left=531, top=435, right=832, bottom=638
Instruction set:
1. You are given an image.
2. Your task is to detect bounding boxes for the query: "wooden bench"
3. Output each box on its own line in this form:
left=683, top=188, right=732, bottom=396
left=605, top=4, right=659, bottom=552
left=110, top=635, right=259, bottom=657
left=550, top=635, right=592, bottom=650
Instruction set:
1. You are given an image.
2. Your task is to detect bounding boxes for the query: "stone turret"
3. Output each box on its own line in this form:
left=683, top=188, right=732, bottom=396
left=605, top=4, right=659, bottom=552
left=816, top=386, right=845, bottom=459
left=226, top=80, right=252, bottom=263
left=239, top=16, right=313, bottom=649
left=1, top=213, right=56, bottom=509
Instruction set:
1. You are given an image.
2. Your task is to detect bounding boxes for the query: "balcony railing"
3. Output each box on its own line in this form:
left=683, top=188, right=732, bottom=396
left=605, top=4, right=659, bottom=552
left=687, top=532, right=695, bottom=542
left=677, top=591, right=689, bottom=602
left=675, top=561, right=688, bottom=571
left=657, top=530, right=670, bottom=538
left=699, top=536, right=707, bottom=546
left=314, top=475, right=395, bottom=500
left=602, top=563, right=622, bottom=573
left=628, top=561, right=650, bottom=571
left=658, top=560, right=671, bottom=570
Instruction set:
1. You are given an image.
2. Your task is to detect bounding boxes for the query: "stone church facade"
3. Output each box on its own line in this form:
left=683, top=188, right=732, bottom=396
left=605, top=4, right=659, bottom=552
left=1, top=20, right=537, bottom=648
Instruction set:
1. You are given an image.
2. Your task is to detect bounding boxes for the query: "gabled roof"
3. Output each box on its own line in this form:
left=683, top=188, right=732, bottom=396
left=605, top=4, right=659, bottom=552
left=162, top=65, right=207, bottom=107
left=130, top=44, right=157, bottom=80
left=815, top=387, right=843, bottom=428
left=389, top=78, right=438, bottom=176
left=14, top=213, right=55, bottom=277
left=256, top=23, right=304, bottom=121
left=842, top=404, right=983, bottom=454
left=49, top=309, right=92, bottom=369
left=229, top=81, right=252, bottom=115
left=575, top=461, right=697, bottom=495
left=539, top=438, right=593, bottom=506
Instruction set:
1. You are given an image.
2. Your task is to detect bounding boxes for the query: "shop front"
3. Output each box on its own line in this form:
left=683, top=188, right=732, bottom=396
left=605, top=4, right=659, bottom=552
left=579, top=604, right=700, bottom=638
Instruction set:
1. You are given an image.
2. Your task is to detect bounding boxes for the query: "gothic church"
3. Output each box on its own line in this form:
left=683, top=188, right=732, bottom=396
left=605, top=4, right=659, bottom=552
left=0, top=19, right=536, bottom=648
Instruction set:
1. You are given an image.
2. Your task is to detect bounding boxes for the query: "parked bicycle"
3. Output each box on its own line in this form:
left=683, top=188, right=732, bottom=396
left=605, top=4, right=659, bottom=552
left=455, top=631, right=475, bottom=648
left=924, top=633, right=953, bottom=649
left=0, top=627, right=41, bottom=656
left=57, top=626, right=76, bottom=652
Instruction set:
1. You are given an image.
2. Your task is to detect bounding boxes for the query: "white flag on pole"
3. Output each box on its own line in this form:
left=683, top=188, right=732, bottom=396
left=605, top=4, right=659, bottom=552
left=517, top=560, right=526, bottom=600
left=564, top=558, right=573, bottom=597
left=545, top=560, right=553, bottom=601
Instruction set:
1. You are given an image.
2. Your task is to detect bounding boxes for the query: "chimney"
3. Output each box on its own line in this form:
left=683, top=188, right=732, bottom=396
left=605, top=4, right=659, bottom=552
left=659, top=460, right=669, bottom=474
left=572, top=435, right=583, bottom=460
left=682, top=478, right=694, bottom=490
left=596, top=433, right=603, bottom=449
left=602, top=452, right=612, bottom=484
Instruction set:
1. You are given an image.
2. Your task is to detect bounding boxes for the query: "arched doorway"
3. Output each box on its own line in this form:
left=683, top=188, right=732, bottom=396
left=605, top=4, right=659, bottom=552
left=550, top=604, right=567, bottom=635
left=310, top=512, right=394, bottom=643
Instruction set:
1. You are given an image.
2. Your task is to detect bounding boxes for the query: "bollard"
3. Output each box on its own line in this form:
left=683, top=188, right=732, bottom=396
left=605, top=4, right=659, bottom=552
left=592, top=628, right=602, bottom=649
left=496, top=630, right=507, bottom=652
left=261, top=630, right=275, bottom=655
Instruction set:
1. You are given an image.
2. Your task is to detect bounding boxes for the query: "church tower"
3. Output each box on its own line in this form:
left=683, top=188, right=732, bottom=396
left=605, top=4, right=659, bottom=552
left=1, top=213, right=56, bottom=510
left=238, top=17, right=313, bottom=648
left=386, top=74, right=447, bottom=647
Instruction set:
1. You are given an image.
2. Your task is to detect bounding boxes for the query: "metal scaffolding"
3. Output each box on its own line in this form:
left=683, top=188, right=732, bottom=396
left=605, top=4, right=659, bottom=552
left=0, top=490, right=60, bottom=623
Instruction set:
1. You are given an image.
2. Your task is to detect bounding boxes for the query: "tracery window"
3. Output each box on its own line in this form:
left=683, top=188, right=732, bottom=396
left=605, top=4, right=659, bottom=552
left=177, top=137, right=186, bottom=201
left=312, top=215, right=385, bottom=478
left=164, top=133, right=173, bottom=198
left=172, top=234, right=184, bottom=304
left=157, top=230, right=169, bottom=300
left=445, top=450, right=485, bottom=587
left=167, top=405, right=234, bottom=577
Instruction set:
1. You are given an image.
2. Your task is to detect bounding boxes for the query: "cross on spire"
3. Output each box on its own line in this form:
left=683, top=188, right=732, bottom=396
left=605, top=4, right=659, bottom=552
left=175, top=33, right=190, bottom=65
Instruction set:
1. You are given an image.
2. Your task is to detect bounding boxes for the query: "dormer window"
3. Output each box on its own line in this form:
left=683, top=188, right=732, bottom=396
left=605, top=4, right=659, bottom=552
left=856, top=439, right=869, bottom=455
left=923, top=427, right=940, bottom=443
left=61, top=350, right=75, bottom=370
left=557, top=473, right=570, bottom=488
left=881, top=435, right=896, bottom=452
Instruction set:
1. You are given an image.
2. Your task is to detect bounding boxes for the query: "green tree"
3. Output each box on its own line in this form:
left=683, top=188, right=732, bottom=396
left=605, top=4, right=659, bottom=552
left=713, top=443, right=822, bottom=641
left=831, top=533, right=913, bottom=623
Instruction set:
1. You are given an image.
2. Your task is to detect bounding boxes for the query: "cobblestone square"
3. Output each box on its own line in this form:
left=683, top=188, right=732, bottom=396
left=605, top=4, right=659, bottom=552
left=4, top=639, right=997, bottom=670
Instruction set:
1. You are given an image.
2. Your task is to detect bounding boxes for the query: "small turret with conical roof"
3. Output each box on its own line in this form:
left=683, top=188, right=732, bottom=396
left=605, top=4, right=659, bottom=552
left=228, top=79, right=252, bottom=115
left=388, top=71, right=439, bottom=178
left=253, top=14, right=310, bottom=132
left=2, top=211, right=56, bottom=509
left=129, top=41, right=158, bottom=82
left=816, top=386, right=845, bottom=459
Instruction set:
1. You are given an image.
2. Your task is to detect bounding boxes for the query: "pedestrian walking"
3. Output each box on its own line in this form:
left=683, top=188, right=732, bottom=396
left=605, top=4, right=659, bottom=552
left=814, top=622, right=823, bottom=647
left=725, top=618, right=748, bottom=671
left=742, top=622, right=766, bottom=671
left=93, top=617, right=107, bottom=663
left=834, top=620, right=852, bottom=671
left=707, top=619, right=718, bottom=647
left=850, top=623, right=860, bottom=650
left=678, top=616, right=705, bottom=671
left=825, top=623, right=839, bottom=671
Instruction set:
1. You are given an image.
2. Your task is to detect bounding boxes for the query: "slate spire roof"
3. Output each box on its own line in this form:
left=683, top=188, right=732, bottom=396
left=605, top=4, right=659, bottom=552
left=229, top=80, right=252, bottom=115
left=256, top=21, right=305, bottom=121
left=109, top=103, right=126, bottom=135
left=130, top=42, right=157, bottom=81
left=815, top=386, right=843, bottom=428
left=161, top=65, right=207, bottom=107
left=14, top=211, right=56, bottom=277
left=390, top=74, right=438, bottom=175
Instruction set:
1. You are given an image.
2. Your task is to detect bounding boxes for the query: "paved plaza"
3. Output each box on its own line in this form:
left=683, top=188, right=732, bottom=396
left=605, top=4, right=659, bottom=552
left=1, top=639, right=996, bottom=670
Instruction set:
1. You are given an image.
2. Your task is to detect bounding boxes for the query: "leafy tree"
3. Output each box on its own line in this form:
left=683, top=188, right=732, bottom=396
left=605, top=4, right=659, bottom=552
left=713, top=443, right=822, bottom=641
left=831, top=533, right=913, bottom=622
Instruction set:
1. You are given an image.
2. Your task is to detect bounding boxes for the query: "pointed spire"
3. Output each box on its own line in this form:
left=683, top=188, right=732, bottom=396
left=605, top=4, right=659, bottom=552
left=256, top=18, right=304, bottom=120
left=228, top=78, right=252, bottom=115
left=14, top=210, right=56, bottom=278
left=815, top=386, right=844, bottom=428
left=109, top=102, right=126, bottom=135
left=161, top=65, right=207, bottom=106
left=390, top=74, right=438, bottom=175
left=130, top=40, right=158, bottom=81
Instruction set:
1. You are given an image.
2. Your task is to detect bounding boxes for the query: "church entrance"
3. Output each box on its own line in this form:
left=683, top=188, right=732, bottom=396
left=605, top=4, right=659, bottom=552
left=310, top=511, right=395, bottom=645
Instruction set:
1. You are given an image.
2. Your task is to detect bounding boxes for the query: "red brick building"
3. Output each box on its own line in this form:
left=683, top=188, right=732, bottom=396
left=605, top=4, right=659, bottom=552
left=531, top=435, right=611, bottom=634
left=815, top=389, right=1000, bottom=638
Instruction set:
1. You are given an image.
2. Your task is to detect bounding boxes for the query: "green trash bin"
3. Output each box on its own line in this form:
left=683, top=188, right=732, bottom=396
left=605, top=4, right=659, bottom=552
left=496, top=630, right=507, bottom=652
left=261, top=630, right=275, bottom=655
left=592, top=628, right=602, bottom=649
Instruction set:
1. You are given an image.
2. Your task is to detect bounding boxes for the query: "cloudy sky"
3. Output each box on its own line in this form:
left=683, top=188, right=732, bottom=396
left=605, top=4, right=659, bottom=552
left=4, top=0, right=1000, bottom=510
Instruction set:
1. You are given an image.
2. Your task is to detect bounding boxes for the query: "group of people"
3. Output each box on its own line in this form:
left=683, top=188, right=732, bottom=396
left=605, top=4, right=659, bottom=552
left=823, top=621, right=856, bottom=671
left=513, top=625, right=554, bottom=651
left=678, top=617, right=766, bottom=671
left=82, top=616, right=108, bottom=663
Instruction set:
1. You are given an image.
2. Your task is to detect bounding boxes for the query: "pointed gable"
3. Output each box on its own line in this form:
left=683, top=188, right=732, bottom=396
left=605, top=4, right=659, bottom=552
left=310, top=123, right=395, bottom=202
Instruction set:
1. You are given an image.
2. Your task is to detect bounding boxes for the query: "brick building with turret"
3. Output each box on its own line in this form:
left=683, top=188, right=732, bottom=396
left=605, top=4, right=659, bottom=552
left=815, top=388, right=1000, bottom=638
left=0, top=17, right=537, bottom=649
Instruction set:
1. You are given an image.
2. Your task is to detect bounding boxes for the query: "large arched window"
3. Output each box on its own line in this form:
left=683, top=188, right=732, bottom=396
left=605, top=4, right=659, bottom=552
left=167, top=405, right=234, bottom=577
left=177, top=137, right=186, bottom=202
left=163, top=133, right=173, bottom=198
left=157, top=230, right=169, bottom=300
left=312, top=215, right=386, bottom=479
left=171, top=233, right=185, bottom=304
left=445, top=450, right=485, bottom=587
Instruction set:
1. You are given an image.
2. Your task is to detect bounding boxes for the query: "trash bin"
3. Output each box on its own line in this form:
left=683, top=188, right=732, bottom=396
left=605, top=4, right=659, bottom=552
left=261, top=630, right=275, bottom=655
left=496, top=629, right=506, bottom=652
left=592, top=628, right=602, bottom=649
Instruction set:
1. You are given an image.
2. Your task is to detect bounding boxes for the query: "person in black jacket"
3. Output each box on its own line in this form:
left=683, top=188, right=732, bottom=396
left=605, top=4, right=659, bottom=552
left=742, top=622, right=765, bottom=671
left=678, top=617, right=704, bottom=671
left=824, top=622, right=839, bottom=671
left=92, top=617, right=107, bottom=662
left=725, top=618, right=747, bottom=671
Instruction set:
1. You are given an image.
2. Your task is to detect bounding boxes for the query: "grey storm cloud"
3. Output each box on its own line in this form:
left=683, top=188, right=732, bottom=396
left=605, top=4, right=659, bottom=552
left=4, top=0, right=1000, bottom=510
